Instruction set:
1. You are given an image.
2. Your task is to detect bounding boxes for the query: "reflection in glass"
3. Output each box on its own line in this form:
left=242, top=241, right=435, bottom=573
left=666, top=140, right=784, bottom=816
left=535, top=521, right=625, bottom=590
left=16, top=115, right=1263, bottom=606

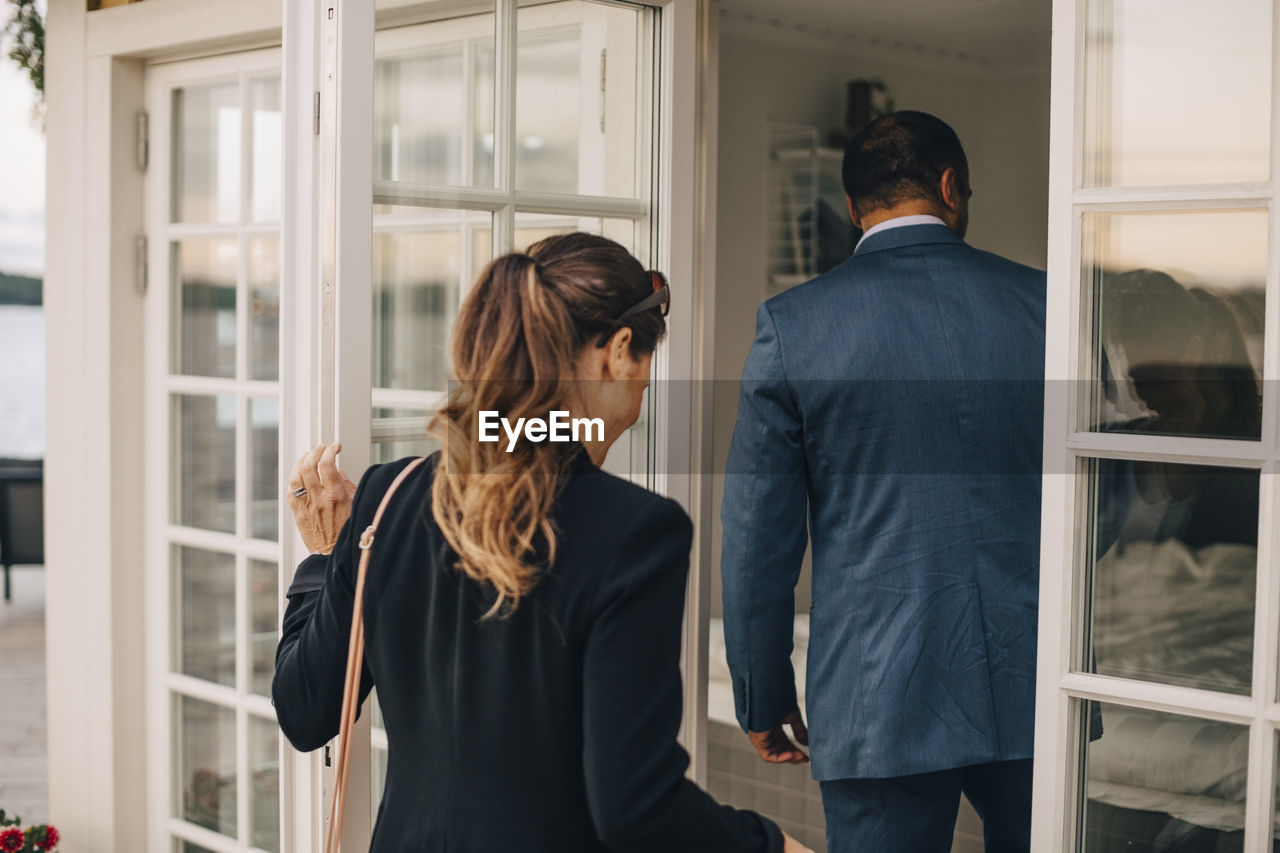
left=174, top=547, right=236, bottom=687
left=375, top=6, right=496, bottom=190
left=173, top=240, right=237, bottom=379
left=250, top=396, right=279, bottom=541
left=250, top=559, right=277, bottom=697
left=1088, top=211, right=1266, bottom=440
left=510, top=212, right=640, bottom=260
left=249, top=236, right=281, bottom=382
left=371, top=408, right=441, bottom=465
left=176, top=842, right=219, bottom=853
left=1083, top=0, right=1271, bottom=186
left=1085, top=458, right=1257, bottom=695
left=473, top=43, right=496, bottom=186
left=515, top=30, right=580, bottom=194
left=249, top=715, right=281, bottom=853
left=175, top=695, right=237, bottom=838
left=175, top=395, right=236, bottom=533
left=172, top=83, right=241, bottom=223
left=249, top=76, right=283, bottom=221
left=515, top=2, right=645, bottom=197
left=1079, top=702, right=1248, bottom=852
left=374, top=228, right=462, bottom=393
left=376, top=47, right=466, bottom=186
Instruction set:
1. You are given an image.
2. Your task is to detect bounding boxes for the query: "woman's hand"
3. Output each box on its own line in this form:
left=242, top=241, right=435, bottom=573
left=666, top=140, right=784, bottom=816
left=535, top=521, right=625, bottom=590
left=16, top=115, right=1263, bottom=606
left=287, top=442, right=357, bottom=554
left=783, top=832, right=815, bottom=853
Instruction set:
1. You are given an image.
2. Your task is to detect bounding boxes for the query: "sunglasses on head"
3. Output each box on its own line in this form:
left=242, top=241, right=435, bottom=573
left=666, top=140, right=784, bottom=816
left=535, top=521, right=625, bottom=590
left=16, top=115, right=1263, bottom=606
left=596, top=270, right=670, bottom=346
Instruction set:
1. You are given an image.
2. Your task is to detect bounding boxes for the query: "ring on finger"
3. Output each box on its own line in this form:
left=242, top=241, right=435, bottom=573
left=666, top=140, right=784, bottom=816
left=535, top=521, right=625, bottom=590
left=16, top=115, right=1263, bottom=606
left=290, top=486, right=307, bottom=499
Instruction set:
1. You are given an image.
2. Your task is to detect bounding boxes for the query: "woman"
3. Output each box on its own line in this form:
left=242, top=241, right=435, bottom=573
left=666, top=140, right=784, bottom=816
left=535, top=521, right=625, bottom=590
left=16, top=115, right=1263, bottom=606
left=274, top=232, right=811, bottom=853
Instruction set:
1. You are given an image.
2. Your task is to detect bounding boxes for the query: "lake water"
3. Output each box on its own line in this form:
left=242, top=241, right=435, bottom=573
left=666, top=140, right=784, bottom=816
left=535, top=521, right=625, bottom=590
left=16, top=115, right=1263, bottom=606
left=0, top=305, right=44, bottom=460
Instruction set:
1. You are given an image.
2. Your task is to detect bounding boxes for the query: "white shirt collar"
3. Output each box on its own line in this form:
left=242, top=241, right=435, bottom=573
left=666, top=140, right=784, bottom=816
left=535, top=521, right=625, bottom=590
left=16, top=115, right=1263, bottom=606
left=855, top=214, right=949, bottom=250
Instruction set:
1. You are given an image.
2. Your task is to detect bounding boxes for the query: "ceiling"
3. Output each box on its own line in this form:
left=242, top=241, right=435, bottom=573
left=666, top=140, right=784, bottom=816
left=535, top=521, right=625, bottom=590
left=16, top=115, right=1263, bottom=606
left=719, top=0, right=1051, bottom=72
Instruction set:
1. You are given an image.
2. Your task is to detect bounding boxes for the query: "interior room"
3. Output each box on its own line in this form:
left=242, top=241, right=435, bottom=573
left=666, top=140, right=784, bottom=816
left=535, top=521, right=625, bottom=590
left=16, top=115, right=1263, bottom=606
left=705, top=3, right=1049, bottom=850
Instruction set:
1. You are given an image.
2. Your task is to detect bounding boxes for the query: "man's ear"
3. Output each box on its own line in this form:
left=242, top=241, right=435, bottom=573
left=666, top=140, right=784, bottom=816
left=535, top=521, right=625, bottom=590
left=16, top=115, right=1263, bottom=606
left=845, top=195, right=863, bottom=230
left=939, top=168, right=962, bottom=211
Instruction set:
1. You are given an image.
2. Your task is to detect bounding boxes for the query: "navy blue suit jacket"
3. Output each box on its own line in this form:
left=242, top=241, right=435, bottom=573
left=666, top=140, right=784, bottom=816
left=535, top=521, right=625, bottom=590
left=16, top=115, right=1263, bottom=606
left=721, top=223, right=1046, bottom=781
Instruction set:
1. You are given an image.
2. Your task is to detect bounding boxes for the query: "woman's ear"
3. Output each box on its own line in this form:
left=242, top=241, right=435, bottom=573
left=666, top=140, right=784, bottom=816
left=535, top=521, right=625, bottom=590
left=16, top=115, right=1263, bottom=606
left=602, top=327, right=640, bottom=379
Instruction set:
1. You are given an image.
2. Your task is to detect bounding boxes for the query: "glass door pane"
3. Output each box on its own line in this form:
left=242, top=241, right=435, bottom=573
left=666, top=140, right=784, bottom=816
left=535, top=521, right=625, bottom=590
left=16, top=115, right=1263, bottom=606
left=1083, top=458, right=1258, bottom=695
left=1085, top=210, right=1267, bottom=439
left=1082, top=0, right=1272, bottom=187
left=1079, top=702, right=1249, bottom=851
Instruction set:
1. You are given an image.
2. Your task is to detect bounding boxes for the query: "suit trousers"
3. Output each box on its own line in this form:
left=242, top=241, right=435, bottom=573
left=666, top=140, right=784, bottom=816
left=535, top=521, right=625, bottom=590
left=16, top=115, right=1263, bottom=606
left=819, top=759, right=1033, bottom=853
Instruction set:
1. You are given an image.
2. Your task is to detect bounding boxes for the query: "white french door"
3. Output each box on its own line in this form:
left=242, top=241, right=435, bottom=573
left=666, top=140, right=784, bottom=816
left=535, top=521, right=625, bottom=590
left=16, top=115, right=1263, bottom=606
left=144, top=49, right=288, bottom=853
left=278, top=0, right=716, bottom=848
left=1033, top=0, right=1280, bottom=850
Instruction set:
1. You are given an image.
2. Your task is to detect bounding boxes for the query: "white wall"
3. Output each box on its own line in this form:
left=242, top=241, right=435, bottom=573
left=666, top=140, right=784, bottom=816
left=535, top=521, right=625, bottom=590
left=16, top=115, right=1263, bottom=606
left=709, top=28, right=1049, bottom=615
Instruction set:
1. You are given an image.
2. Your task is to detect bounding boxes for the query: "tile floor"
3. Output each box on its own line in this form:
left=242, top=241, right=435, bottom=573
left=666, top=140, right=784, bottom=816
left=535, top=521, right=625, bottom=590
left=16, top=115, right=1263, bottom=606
left=0, top=566, right=48, bottom=824
left=706, top=719, right=985, bottom=853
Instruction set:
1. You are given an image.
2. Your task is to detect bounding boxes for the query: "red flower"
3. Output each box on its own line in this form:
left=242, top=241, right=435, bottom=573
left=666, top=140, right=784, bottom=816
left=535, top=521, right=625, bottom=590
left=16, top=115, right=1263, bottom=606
left=0, top=827, right=23, bottom=852
left=37, top=825, right=59, bottom=850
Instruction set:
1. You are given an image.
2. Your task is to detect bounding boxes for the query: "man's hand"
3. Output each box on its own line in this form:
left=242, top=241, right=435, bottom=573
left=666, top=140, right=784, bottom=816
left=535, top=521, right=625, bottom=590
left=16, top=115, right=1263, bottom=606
left=747, top=708, right=809, bottom=764
left=287, top=442, right=357, bottom=555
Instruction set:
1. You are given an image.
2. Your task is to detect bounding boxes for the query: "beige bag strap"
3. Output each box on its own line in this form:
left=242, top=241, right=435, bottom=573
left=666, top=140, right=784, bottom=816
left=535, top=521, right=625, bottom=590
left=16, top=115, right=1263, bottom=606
left=325, top=456, right=427, bottom=853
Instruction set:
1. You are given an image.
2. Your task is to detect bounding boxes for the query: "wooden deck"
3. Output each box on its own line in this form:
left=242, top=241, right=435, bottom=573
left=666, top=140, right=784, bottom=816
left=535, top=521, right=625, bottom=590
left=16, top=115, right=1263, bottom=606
left=0, top=566, right=48, bottom=823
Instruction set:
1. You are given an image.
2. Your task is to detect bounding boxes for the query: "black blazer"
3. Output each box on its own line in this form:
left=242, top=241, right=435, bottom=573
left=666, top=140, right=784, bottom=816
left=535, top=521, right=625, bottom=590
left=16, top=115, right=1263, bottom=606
left=273, top=450, right=782, bottom=853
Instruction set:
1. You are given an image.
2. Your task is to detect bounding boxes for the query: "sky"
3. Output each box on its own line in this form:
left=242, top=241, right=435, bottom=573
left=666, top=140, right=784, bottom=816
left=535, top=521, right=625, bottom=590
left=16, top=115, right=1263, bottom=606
left=0, top=39, right=45, bottom=278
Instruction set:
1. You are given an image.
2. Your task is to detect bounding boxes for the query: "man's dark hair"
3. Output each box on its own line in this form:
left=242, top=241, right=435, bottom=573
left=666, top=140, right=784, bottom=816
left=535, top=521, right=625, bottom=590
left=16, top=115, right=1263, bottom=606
left=841, top=110, right=970, bottom=216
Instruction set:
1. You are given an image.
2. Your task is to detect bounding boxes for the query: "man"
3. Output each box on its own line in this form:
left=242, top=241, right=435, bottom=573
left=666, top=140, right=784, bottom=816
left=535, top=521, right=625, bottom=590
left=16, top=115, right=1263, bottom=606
left=720, top=111, right=1045, bottom=852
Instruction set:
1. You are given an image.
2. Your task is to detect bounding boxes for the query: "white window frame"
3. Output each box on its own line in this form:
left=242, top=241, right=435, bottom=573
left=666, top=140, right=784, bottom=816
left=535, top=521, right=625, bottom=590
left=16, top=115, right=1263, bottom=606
left=280, top=0, right=717, bottom=848
left=1031, top=0, right=1280, bottom=849
left=143, top=47, right=290, bottom=853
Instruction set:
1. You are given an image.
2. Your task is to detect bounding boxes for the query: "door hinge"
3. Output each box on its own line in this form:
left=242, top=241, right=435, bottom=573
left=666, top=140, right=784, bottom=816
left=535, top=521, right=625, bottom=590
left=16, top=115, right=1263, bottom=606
left=136, top=111, right=149, bottom=172
left=324, top=744, right=332, bottom=767
left=598, top=49, right=607, bottom=133
left=313, top=90, right=321, bottom=136
left=135, top=234, right=148, bottom=295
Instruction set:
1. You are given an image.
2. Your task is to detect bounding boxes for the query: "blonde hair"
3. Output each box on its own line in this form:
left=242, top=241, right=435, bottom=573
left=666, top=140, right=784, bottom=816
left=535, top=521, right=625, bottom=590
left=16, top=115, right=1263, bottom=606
left=428, top=233, right=665, bottom=617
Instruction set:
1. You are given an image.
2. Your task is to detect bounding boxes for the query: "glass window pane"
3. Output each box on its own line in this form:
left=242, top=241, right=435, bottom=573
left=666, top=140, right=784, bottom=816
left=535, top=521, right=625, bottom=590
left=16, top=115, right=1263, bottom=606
left=249, top=396, right=279, bottom=542
left=173, top=546, right=236, bottom=687
left=373, top=213, right=490, bottom=394
left=510, top=212, right=642, bottom=260
left=1079, top=702, right=1247, bottom=851
left=473, top=42, right=496, bottom=187
left=1082, top=0, right=1272, bottom=187
left=249, top=76, right=282, bottom=222
left=250, top=559, right=277, bottom=697
left=174, top=841, right=219, bottom=853
left=174, top=394, right=236, bottom=533
left=172, top=83, right=241, bottom=223
left=516, top=1, right=646, bottom=198
left=174, top=695, right=237, bottom=838
left=249, top=715, right=281, bottom=853
left=1083, top=458, right=1257, bottom=695
left=1086, top=210, right=1266, bottom=439
left=173, top=240, right=238, bottom=379
left=372, top=408, right=441, bottom=464
left=375, top=8, right=496, bottom=189
left=248, top=237, right=280, bottom=383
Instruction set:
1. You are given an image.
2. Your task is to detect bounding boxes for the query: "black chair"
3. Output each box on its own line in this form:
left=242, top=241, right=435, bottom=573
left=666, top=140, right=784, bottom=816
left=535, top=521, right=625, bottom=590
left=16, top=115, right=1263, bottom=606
left=0, top=458, right=43, bottom=602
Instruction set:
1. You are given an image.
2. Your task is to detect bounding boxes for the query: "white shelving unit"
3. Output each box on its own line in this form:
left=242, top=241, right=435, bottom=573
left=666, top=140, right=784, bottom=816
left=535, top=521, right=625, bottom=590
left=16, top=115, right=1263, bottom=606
left=765, top=123, right=852, bottom=297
